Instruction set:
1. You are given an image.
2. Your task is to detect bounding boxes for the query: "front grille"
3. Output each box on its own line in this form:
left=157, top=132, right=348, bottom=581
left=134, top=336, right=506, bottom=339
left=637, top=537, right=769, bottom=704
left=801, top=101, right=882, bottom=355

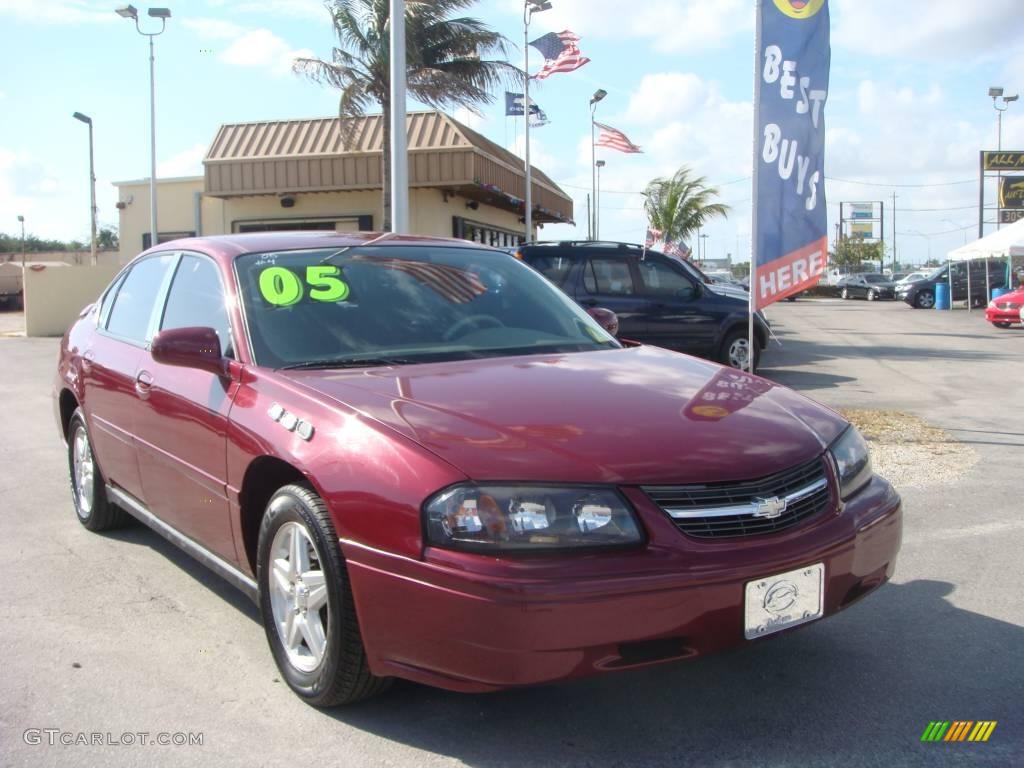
left=996, top=301, right=1020, bottom=310
left=642, top=455, right=832, bottom=539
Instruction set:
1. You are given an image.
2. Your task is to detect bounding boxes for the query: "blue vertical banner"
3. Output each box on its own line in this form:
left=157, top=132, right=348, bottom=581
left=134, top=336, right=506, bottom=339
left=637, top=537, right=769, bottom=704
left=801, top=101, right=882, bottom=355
left=752, top=0, right=831, bottom=309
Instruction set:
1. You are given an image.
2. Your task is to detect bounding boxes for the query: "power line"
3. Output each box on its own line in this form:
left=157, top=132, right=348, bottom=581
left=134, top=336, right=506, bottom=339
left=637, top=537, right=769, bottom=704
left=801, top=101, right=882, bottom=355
left=827, top=176, right=975, bottom=188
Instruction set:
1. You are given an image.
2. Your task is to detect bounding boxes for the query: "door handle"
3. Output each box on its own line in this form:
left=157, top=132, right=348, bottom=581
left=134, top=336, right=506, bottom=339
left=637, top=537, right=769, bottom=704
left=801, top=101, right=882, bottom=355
left=135, top=370, right=154, bottom=399
left=580, top=298, right=598, bottom=307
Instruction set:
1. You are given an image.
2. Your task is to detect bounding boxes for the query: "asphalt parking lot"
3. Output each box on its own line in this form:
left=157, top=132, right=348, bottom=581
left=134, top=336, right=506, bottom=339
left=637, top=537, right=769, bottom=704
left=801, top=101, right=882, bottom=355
left=0, top=300, right=1021, bottom=767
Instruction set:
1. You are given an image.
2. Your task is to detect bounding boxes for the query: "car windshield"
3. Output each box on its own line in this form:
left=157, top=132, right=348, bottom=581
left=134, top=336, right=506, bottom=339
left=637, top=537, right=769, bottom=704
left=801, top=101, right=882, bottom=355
left=864, top=274, right=888, bottom=283
left=236, top=245, right=620, bottom=368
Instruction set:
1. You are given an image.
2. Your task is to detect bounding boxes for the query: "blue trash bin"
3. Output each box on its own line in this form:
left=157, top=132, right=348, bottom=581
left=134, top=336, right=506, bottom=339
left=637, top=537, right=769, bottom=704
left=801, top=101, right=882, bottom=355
left=935, top=282, right=950, bottom=310
left=991, top=287, right=1009, bottom=302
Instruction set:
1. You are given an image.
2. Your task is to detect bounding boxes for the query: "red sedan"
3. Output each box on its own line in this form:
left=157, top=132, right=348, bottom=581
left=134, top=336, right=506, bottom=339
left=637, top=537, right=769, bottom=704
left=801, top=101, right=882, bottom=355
left=53, top=233, right=902, bottom=706
left=985, top=287, right=1024, bottom=328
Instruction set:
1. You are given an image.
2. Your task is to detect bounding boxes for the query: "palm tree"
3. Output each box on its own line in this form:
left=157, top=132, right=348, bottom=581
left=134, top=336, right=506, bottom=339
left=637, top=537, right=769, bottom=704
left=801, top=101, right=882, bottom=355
left=295, top=0, right=520, bottom=230
left=642, top=166, right=730, bottom=252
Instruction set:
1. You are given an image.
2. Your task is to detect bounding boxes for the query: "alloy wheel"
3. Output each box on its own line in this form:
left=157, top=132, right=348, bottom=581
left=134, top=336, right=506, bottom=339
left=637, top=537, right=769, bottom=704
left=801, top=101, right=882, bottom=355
left=917, top=292, right=935, bottom=309
left=727, top=337, right=751, bottom=371
left=269, top=521, right=330, bottom=673
left=71, top=425, right=95, bottom=519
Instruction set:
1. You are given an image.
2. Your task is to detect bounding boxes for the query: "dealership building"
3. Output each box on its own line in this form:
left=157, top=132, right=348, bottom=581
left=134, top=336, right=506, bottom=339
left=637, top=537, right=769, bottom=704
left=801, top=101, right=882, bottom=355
left=114, top=110, right=573, bottom=259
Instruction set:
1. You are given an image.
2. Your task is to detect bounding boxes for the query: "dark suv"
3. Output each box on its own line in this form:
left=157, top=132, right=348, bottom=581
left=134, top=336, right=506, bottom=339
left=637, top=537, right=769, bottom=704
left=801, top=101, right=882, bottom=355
left=898, top=259, right=1006, bottom=309
left=514, top=241, right=767, bottom=370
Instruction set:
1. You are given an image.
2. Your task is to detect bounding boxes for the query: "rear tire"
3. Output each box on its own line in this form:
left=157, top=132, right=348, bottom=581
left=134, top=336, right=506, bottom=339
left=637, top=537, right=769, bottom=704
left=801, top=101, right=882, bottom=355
left=914, top=291, right=935, bottom=309
left=257, top=484, right=390, bottom=707
left=867, top=289, right=877, bottom=301
left=841, top=287, right=849, bottom=300
left=720, top=329, right=760, bottom=373
left=993, top=322, right=1012, bottom=329
left=67, top=409, right=130, bottom=531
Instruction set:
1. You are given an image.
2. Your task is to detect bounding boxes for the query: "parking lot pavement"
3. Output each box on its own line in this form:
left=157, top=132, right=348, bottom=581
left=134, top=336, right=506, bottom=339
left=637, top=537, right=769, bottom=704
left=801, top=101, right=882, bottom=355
left=1, top=302, right=1021, bottom=768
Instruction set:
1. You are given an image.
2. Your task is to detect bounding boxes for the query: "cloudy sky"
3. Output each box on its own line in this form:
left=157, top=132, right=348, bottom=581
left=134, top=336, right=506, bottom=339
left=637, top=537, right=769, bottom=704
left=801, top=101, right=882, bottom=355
left=1, top=0, right=1022, bottom=265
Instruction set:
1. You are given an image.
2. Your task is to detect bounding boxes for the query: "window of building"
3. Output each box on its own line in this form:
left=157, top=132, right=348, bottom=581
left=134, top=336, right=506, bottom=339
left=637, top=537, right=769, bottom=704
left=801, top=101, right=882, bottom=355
left=234, top=215, right=372, bottom=233
left=452, top=216, right=524, bottom=248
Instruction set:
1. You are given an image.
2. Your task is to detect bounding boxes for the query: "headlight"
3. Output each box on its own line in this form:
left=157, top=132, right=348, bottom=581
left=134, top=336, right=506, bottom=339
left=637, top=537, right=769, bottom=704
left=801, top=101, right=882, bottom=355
left=424, top=484, right=643, bottom=552
left=829, top=426, right=873, bottom=500
left=988, top=300, right=996, bottom=308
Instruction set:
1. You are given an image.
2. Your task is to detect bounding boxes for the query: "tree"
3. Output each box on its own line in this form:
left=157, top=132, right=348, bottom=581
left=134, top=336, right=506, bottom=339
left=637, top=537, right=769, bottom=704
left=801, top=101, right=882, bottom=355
left=97, top=226, right=119, bottom=250
left=642, top=166, right=730, bottom=249
left=830, top=238, right=884, bottom=270
left=294, top=0, right=520, bottom=230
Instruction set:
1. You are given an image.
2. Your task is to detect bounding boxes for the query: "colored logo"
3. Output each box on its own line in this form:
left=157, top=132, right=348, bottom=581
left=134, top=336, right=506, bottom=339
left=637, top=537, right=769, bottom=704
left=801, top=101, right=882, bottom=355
left=772, top=0, right=826, bottom=19
left=921, top=721, right=997, bottom=743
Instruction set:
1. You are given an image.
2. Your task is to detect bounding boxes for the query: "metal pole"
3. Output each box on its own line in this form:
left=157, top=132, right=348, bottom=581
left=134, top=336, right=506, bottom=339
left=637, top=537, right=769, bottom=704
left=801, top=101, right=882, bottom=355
left=523, top=5, right=532, bottom=242
left=879, top=199, right=885, bottom=272
left=590, top=111, right=596, bottom=240
left=389, top=0, right=409, bottom=233
left=595, top=162, right=601, bottom=239
left=88, top=119, right=97, bottom=266
left=19, top=217, right=25, bottom=269
left=978, top=151, right=985, bottom=240
left=748, top=0, right=763, bottom=373
left=996, top=108, right=1002, bottom=231
left=148, top=33, right=158, bottom=247
left=892, top=192, right=897, bottom=269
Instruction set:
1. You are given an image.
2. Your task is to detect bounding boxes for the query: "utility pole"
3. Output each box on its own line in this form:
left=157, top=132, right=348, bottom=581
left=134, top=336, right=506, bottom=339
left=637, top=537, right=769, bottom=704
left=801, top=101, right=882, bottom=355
left=892, top=191, right=897, bottom=269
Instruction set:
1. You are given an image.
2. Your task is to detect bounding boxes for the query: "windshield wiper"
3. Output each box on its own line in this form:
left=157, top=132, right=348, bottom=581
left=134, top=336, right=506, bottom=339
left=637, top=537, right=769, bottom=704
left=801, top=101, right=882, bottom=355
left=280, top=356, right=422, bottom=370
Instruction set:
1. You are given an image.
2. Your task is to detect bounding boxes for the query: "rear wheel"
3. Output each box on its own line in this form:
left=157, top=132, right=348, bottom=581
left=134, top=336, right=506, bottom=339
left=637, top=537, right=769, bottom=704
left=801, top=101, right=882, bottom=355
left=841, top=287, right=850, bottom=299
left=993, top=321, right=1012, bottom=329
left=67, top=409, right=130, bottom=531
left=258, top=484, right=390, bottom=707
left=914, top=291, right=935, bottom=309
left=720, top=329, right=759, bottom=373
left=867, top=289, right=877, bottom=301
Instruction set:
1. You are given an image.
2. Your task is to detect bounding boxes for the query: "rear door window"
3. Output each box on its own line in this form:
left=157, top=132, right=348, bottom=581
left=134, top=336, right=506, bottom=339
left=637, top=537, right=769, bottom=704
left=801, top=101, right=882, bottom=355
left=584, top=258, right=637, bottom=295
left=105, top=253, right=177, bottom=344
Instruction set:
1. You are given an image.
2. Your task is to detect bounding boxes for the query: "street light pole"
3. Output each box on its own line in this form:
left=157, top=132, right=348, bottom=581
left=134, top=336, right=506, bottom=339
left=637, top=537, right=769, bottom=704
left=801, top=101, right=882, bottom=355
left=589, top=88, right=606, bottom=240
left=989, top=86, right=1018, bottom=233
left=389, top=0, right=409, bottom=233
left=17, top=215, right=25, bottom=269
left=595, top=159, right=605, bottom=239
left=117, top=5, right=170, bottom=249
left=523, top=1, right=551, bottom=244
left=73, top=112, right=98, bottom=266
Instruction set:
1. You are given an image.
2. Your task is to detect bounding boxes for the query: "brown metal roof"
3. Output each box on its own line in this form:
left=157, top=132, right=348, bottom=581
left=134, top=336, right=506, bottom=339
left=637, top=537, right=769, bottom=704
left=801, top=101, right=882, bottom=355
left=203, top=111, right=573, bottom=224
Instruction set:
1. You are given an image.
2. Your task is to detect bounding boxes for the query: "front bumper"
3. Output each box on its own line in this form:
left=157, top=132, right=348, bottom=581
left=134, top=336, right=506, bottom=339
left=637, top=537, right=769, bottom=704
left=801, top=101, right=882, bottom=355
left=985, top=306, right=1021, bottom=325
left=344, top=475, right=902, bottom=692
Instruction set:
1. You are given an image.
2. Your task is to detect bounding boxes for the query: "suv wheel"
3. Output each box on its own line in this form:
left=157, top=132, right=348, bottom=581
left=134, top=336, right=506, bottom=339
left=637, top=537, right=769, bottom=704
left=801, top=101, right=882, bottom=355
left=867, top=289, right=877, bottom=301
left=841, top=287, right=849, bottom=299
left=68, top=408, right=130, bottom=531
left=914, top=290, right=935, bottom=309
left=720, top=329, right=759, bottom=372
left=258, top=484, right=390, bottom=707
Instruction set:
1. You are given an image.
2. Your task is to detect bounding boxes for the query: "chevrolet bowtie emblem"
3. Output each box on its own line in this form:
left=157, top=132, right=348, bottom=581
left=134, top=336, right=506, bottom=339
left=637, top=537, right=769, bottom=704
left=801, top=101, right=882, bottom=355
left=752, top=496, right=787, bottom=519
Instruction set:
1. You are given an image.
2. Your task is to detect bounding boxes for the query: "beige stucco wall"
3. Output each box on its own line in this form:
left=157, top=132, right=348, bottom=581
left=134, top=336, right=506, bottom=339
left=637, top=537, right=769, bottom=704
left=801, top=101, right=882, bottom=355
left=116, top=178, right=534, bottom=261
left=23, top=262, right=122, bottom=337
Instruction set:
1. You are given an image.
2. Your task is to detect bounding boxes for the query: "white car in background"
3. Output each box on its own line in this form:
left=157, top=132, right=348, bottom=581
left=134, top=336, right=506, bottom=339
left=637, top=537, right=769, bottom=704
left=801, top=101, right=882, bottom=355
left=894, top=271, right=928, bottom=287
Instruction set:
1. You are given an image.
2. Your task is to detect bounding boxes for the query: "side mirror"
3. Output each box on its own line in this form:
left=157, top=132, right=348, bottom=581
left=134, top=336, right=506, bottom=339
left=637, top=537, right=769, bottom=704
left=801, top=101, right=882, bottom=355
left=151, top=326, right=226, bottom=376
left=585, top=307, right=620, bottom=337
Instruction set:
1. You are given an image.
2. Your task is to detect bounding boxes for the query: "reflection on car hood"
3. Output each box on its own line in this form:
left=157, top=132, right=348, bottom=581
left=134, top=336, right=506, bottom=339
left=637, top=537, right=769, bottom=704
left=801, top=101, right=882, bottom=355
left=281, top=346, right=847, bottom=485
left=705, top=283, right=750, bottom=300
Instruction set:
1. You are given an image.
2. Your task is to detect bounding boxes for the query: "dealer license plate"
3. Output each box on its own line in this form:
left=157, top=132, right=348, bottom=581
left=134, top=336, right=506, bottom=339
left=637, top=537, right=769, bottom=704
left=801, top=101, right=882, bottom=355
left=744, top=563, right=824, bottom=640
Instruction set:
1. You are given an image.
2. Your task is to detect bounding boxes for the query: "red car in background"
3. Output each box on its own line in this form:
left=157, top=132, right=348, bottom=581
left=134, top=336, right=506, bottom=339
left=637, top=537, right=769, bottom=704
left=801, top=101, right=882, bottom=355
left=53, top=232, right=902, bottom=707
left=986, top=287, right=1024, bottom=328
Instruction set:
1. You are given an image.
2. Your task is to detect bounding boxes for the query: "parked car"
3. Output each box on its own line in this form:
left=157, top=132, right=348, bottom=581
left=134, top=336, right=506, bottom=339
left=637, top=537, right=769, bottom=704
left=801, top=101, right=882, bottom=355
left=54, top=232, right=901, bottom=706
left=898, top=259, right=1006, bottom=309
left=985, top=286, right=1024, bottom=328
left=513, top=241, right=768, bottom=370
left=837, top=273, right=896, bottom=301
left=0, top=262, right=23, bottom=309
left=893, top=271, right=928, bottom=287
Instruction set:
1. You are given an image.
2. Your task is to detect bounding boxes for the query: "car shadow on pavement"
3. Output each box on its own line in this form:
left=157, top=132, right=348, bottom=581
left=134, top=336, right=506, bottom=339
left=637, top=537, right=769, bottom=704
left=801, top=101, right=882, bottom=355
left=104, top=524, right=260, bottom=621
left=766, top=338, right=1011, bottom=369
left=760, top=368, right=858, bottom=390
left=319, top=579, right=1022, bottom=767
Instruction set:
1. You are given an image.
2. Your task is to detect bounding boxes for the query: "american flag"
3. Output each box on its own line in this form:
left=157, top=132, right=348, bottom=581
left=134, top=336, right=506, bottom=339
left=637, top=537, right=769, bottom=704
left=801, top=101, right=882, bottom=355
left=594, top=122, right=643, bottom=154
left=352, top=256, right=487, bottom=304
left=664, top=240, right=690, bottom=260
left=644, top=227, right=663, bottom=248
left=529, top=30, right=590, bottom=79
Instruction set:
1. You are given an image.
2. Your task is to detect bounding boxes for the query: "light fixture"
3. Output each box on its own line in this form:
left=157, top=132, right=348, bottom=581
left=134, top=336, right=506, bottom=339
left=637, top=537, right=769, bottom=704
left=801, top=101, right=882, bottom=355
left=989, top=86, right=1004, bottom=98
left=72, top=111, right=92, bottom=125
left=280, top=195, right=296, bottom=208
left=466, top=200, right=479, bottom=210
left=148, top=7, right=171, bottom=18
left=590, top=89, right=607, bottom=105
left=115, top=4, right=138, bottom=18
left=1006, top=95, right=1020, bottom=104
left=595, top=160, right=605, bottom=168
left=527, top=0, right=553, bottom=10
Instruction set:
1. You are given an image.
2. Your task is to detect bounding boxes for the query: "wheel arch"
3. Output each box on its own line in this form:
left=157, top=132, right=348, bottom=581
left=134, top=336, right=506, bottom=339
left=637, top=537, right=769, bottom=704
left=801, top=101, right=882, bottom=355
left=59, top=388, right=80, bottom=440
left=238, top=455, right=309, bottom=575
left=718, top=318, right=767, bottom=353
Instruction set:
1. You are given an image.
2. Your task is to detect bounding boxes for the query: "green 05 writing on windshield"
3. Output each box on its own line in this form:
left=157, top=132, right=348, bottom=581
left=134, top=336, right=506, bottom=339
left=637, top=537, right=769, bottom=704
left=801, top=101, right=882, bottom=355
left=258, top=266, right=350, bottom=305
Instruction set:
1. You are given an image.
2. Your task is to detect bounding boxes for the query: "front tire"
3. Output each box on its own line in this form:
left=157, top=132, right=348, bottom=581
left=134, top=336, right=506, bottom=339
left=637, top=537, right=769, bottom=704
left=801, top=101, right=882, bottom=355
left=720, top=329, right=759, bottom=373
left=993, top=321, right=1012, bottom=329
left=867, top=289, right=877, bottom=301
left=841, top=287, right=849, bottom=300
left=67, top=408, right=129, bottom=531
left=257, top=484, right=389, bottom=707
left=914, top=290, right=935, bottom=309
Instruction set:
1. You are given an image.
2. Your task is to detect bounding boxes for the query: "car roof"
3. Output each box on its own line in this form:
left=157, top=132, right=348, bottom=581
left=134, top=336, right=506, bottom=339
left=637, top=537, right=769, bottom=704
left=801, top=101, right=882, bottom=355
left=137, top=231, right=498, bottom=264
left=516, top=240, right=651, bottom=256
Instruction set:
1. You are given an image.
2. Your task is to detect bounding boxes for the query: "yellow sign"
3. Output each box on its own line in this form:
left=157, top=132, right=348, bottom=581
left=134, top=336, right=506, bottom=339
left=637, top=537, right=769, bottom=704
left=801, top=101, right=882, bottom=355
left=772, top=0, right=826, bottom=19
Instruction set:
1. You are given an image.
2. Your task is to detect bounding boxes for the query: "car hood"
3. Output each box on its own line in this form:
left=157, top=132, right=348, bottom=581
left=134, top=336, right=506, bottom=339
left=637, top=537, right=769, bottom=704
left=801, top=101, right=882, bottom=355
left=705, top=283, right=750, bottom=300
left=281, top=346, right=847, bottom=485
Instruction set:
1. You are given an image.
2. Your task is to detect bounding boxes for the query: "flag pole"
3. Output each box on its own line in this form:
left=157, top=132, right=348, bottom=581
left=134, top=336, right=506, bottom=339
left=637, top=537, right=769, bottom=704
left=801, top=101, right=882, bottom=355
left=748, top=0, right=763, bottom=372
left=523, top=4, right=532, bottom=243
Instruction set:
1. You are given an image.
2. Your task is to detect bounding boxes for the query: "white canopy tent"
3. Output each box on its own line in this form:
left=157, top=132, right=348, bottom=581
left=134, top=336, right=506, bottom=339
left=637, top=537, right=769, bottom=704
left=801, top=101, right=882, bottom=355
left=946, top=218, right=1024, bottom=307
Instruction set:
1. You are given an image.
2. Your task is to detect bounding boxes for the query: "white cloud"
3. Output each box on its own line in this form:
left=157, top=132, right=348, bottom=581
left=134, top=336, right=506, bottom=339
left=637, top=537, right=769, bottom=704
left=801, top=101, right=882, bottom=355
left=520, top=0, right=751, bottom=54
left=183, top=17, right=246, bottom=40
left=0, top=0, right=113, bottom=24
left=206, top=0, right=326, bottom=21
left=833, top=0, right=1024, bottom=58
left=624, top=73, right=708, bottom=125
left=157, top=143, right=208, bottom=178
left=220, top=28, right=315, bottom=76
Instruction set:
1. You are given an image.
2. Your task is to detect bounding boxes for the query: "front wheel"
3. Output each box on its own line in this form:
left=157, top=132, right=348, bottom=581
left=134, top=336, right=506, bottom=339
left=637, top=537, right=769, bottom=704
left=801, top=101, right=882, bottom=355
left=867, top=289, right=877, bottom=301
left=993, top=321, right=1012, bottom=329
left=914, top=291, right=935, bottom=309
left=257, top=484, right=390, bottom=707
left=720, top=330, right=759, bottom=373
left=841, top=287, right=849, bottom=299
